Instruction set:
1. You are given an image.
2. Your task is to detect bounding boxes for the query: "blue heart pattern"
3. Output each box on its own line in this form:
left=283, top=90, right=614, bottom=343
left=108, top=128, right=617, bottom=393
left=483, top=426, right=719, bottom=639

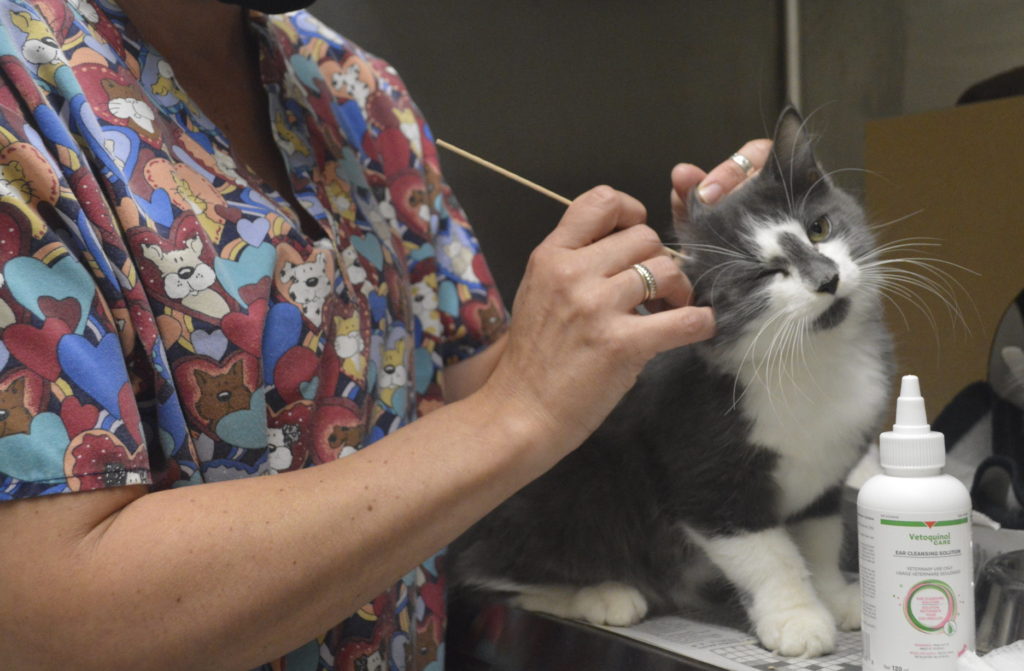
left=192, top=329, right=228, bottom=360
left=0, top=413, right=70, bottom=482
left=299, top=376, right=319, bottom=400
left=214, top=242, right=276, bottom=308
left=351, top=233, right=384, bottom=270
left=57, top=333, right=131, bottom=417
left=138, top=187, right=174, bottom=228
left=237, top=216, right=270, bottom=247
left=262, top=301, right=303, bottom=386
left=5, top=255, right=97, bottom=334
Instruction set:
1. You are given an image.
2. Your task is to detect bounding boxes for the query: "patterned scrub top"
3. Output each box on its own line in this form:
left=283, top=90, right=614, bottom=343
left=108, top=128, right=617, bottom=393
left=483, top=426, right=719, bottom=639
left=0, top=1, right=508, bottom=669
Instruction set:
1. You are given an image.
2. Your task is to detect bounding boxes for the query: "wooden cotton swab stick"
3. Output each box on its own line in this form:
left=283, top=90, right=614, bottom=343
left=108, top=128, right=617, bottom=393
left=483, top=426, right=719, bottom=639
left=436, top=139, right=572, bottom=206
left=435, top=138, right=689, bottom=261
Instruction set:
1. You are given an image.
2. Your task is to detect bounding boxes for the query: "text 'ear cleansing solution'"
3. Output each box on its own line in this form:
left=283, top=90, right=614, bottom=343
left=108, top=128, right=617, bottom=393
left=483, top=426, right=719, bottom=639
left=857, top=375, right=974, bottom=671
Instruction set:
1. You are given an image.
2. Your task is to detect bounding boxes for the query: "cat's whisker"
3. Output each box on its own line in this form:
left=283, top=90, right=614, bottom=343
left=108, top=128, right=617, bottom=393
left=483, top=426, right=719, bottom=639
left=752, top=309, right=812, bottom=424
left=866, top=209, right=925, bottom=233
left=759, top=316, right=789, bottom=423
left=860, top=273, right=943, bottom=350
left=865, top=263, right=960, bottom=305
left=730, top=308, right=789, bottom=412
left=780, top=316, right=815, bottom=410
left=671, top=242, right=754, bottom=262
left=891, top=260, right=976, bottom=322
left=798, top=167, right=884, bottom=212
left=867, top=283, right=913, bottom=331
left=795, top=315, right=822, bottom=399
left=692, top=260, right=752, bottom=306
left=770, top=318, right=799, bottom=416
left=864, top=264, right=971, bottom=333
left=706, top=221, right=753, bottom=261
left=855, top=239, right=945, bottom=262
left=862, top=255, right=980, bottom=284
left=858, top=246, right=979, bottom=335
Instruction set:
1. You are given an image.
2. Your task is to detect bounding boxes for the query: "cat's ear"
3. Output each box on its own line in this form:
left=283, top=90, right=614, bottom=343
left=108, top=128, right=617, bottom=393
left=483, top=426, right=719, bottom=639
left=764, top=106, right=826, bottom=195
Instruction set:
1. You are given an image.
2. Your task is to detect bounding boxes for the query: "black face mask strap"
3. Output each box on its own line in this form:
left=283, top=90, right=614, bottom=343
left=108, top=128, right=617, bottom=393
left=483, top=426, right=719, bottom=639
left=216, top=0, right=317, bottom=13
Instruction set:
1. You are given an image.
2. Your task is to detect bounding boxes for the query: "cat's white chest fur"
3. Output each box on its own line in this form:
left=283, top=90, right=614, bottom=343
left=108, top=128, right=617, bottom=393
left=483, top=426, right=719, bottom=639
left=736, top=329, right=888, bottom=516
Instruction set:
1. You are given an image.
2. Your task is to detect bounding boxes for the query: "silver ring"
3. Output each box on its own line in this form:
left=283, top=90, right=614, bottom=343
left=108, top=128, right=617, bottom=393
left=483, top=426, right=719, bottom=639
left=632, top=263, right=657, bottom=303
left=729, top=152, right=754, bottom=176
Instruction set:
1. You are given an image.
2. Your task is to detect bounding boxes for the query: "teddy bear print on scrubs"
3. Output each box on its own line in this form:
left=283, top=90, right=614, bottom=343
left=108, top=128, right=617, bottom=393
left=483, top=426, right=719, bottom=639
left=142, top=235, right=231, bottom=320
left=377, top=339, right=408, bottom=412
left=411, top=276, right=441, bottom=337
left=103, top=79, right=157, bottom=136
left=340, top=245, right=370, bottom=295
left=333, top=312, right=367, bottom=380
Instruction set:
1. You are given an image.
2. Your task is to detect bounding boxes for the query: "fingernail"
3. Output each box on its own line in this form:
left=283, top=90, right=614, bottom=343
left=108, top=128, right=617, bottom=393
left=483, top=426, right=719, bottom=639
left=697, top=182, right=722, bottom=205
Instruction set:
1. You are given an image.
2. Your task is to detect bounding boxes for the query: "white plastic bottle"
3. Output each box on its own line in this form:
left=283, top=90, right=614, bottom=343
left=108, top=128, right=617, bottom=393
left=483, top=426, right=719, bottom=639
left=858, top=375, right=974, bottom=671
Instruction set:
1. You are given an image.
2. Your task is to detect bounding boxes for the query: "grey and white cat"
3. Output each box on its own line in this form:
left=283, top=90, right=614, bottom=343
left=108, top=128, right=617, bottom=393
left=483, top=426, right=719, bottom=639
left=450, top=108, right=894, bottom=657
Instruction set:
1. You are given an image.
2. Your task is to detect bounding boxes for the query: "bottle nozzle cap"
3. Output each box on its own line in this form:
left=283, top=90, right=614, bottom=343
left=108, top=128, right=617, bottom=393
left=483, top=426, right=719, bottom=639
left=880, top=375, right=946, bottom=474
left=900, top=375, right=920, bottom=398
left=893, top=375, right=929, bottom=433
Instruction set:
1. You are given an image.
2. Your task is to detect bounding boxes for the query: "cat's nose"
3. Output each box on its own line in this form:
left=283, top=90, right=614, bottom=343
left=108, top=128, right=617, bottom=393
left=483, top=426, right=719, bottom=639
left=817, top=273, right=839, bottom=295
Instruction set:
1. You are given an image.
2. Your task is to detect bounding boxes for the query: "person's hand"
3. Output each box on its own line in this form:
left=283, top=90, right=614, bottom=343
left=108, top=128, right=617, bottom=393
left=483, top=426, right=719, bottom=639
left=671, top=139, right=773, bottom=220
left=480, top=186, right=715, bottom=454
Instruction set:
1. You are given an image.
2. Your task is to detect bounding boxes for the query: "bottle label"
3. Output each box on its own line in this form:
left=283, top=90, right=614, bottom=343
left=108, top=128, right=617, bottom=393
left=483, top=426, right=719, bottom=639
left=858, top=506, right=974, bottom=671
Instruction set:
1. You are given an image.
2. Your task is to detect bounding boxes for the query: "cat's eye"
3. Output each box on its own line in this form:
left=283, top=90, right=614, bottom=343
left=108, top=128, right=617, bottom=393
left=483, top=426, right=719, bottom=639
left=807, top=215, right=832, bottom=243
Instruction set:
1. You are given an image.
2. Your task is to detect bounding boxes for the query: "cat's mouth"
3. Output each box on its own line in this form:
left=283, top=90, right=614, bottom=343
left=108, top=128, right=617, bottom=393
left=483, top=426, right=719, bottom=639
left=812, top=296, right=850, bottom=330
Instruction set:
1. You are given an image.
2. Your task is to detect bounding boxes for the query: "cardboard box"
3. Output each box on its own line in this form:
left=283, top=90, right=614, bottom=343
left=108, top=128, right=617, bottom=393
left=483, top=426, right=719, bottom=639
left=864, top=96, right=1024, bottom=419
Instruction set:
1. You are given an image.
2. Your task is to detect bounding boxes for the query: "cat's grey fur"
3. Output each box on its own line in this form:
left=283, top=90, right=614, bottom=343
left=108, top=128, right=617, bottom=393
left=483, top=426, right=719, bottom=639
left=450, top=108, right=894, bottom=657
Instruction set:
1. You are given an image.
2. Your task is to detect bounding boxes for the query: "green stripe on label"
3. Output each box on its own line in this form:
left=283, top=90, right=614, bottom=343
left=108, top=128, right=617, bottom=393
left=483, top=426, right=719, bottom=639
left=935, top=517, right=969, bottom=526
left=880, top=517, right=969, bottom=527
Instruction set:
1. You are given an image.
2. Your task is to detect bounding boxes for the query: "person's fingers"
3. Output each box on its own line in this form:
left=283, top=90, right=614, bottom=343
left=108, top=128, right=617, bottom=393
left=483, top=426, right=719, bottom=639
left=694, top=138, right=772, bottom=206
left=669, top=163, right=708, bottom=223
left=630, top=304, right=716, bottom=353
left=650, top=259, right=695, bottom=311
left=581, top=223, right=665, bottom=276
left=545, top=186, right=647, bottom=250
left=609, top=254, right=684, bottom=310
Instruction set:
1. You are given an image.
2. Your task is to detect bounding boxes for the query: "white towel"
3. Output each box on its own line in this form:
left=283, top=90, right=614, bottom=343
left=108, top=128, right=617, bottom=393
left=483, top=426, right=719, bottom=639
left=958, top=640, right=1024, bottom=671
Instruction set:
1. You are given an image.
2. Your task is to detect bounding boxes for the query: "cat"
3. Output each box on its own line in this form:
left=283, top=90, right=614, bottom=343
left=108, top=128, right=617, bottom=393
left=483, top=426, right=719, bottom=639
left=450, top=107, right=894, bottom=658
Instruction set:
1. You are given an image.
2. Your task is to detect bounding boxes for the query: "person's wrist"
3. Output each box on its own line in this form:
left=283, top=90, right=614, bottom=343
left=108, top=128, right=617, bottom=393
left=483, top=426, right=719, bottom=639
left=468, top=372, right=576, bottom=475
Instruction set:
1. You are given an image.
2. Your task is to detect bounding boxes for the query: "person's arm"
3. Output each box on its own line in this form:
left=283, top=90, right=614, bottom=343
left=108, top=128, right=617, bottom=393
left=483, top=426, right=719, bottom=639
left=0, top=186, right=715, bottom=671
left=2, top=383, right=548, bottom=670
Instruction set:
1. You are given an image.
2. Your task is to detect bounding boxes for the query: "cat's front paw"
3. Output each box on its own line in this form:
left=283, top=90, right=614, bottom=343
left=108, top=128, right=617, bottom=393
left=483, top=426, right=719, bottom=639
left=819, top=581, right=861, bottom=630
left=571, top=582, right=648, bottom=626
left=754, top=603, right=836, bottom=657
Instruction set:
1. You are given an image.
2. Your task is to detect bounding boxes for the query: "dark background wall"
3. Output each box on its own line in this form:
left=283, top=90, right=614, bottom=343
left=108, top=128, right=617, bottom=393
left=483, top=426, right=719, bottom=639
left=314, top=1, right=785, bottom=303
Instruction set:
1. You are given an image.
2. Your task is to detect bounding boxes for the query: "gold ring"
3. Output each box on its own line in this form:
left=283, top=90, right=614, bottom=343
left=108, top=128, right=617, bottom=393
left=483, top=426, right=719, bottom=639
left=729, top=152, right=754, bottom=176
left=632, top=263, right=657, bottom=303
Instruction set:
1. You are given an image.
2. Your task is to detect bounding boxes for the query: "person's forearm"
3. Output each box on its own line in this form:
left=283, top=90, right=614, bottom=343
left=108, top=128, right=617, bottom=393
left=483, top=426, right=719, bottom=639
left=2, top=387, right=560, bottom=671
left=443, top=333, right=508, bottom=402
